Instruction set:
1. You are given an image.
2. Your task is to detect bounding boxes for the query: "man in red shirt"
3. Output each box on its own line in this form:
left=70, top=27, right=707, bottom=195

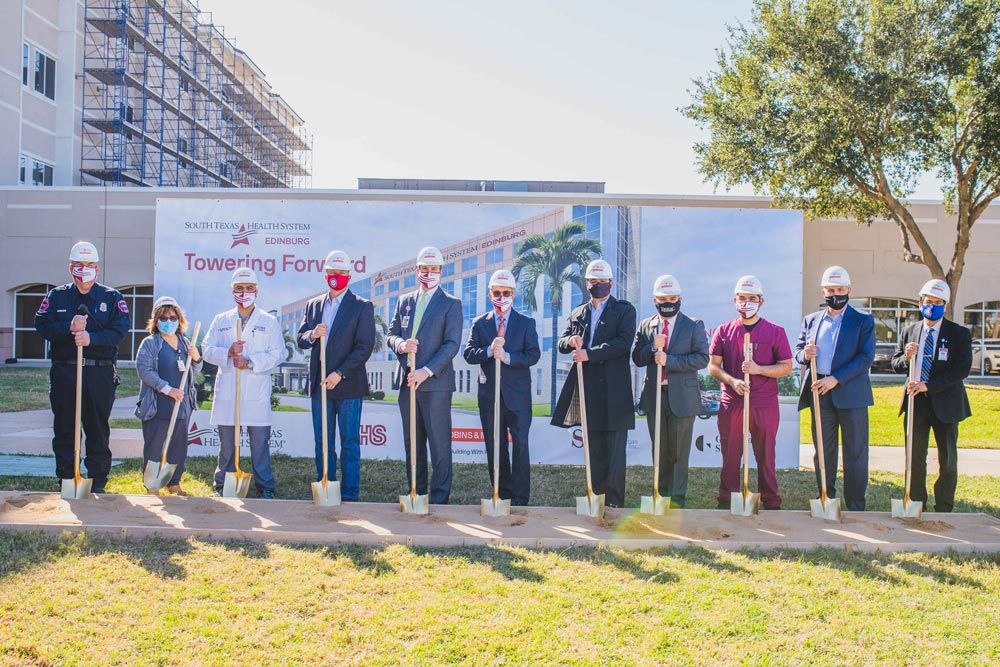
left=708, top=275, right=793, bottom=509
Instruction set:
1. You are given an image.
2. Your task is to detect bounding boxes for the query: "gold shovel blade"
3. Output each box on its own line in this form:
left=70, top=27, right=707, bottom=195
left=222, top=471, right=252, bottom=498
left=60, top=477, right=93, bottom=500
left=311, top=480, right=342, bottom=507
left=890, top=497, right=923, bottom=519
left=142, top=460, right=176, bottom=492
left=399, top=493, right=429, bottom=514
left=640, top=494, right=671, bottom=516
left=730, top=491, right=761, bottom=516
left=809, top=497, right=841, bottom=521
left=480, top=497, right=511, bottom=517
left=575, top=493, right=605, bottom=518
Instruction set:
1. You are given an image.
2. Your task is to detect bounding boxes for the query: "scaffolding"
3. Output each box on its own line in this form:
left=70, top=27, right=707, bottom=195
left=80, top=0, right=312, bottom=188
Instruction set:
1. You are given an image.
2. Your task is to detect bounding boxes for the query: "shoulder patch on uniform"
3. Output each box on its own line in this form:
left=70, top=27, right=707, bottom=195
left=36, top=297, right=50, bottom=314
left=117, top=300, right=129, bottom=313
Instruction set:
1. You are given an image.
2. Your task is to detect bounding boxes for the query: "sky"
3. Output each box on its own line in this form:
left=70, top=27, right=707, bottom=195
left=198, top=0, right=943, bottom=197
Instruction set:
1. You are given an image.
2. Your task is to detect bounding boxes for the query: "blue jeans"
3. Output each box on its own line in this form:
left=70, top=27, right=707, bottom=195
left=311, top=393, right=362, bottom=500
left=214, top=425, right=275, bottom=493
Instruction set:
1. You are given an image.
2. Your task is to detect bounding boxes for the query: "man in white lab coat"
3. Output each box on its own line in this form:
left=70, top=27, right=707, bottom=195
left=202, top=267, right=286, bottom=498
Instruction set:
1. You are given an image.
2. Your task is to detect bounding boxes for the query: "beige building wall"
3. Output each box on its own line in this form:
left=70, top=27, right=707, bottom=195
left=1, top=187, right=998, bottom=368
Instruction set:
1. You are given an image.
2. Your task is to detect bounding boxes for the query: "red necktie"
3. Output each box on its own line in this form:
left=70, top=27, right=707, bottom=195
left=660, top=319, right=669, bottom=382
left=497, top=316, right=506, bottom=338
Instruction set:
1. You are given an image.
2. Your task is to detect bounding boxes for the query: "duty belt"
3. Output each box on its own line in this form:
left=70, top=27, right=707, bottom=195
left=53, top=359, right=115, bottom=367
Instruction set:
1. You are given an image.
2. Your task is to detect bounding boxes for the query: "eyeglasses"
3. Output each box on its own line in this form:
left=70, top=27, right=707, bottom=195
left=232, top=286, right=258, bottom=293
left=491, top=290, right=513, bottom=298
left=158, top=315, right=179, bottom=322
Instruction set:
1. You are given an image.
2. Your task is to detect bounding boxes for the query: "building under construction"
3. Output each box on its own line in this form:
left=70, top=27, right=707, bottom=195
left=3, top=0, right=311, bottom=188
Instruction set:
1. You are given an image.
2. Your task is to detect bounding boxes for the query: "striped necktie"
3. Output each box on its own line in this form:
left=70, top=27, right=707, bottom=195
left=660, top=319, right=669, bottom=382
left=411, top=290, right=428, bottom=336
left=920, top=327, right=935, bottom=382
left=497, top=315, right=506, bottom=338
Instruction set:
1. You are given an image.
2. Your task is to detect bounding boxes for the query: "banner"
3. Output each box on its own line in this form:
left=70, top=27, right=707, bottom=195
left=155, top=199, right=803, bottom=468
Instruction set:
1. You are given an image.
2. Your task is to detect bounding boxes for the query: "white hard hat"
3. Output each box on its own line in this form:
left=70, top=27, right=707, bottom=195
left=734, top=275, right=764, bottom=296
left=585, top=259, right=614, bottom=281
left=324, top=250, right=352, bottom=272
left=416, top=246, right=444, bottom=266
left=821, top=266, right=851, bottom=287
left=489, top=269, right=517, bottom=289
left=919, top=279, right=950, bottom=302
left=153, top=296, right=179, bottom=310
left=69, top=241, right=100, bottom=263
left=652, top=274, right=681, bottom=297
left=230, top=267, right=259, bottom=285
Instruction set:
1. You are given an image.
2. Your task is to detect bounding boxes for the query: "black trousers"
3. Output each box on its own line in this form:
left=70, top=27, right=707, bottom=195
left=49, top=363, right=116, bottom=486
left=479, top=394, right=532, bottom=506
left=399, top=387, right=453, bottom=504
left=587, top=429, right=627, bottom=508
left=908, top=393, right=959, bottom=512
left=809, top=391, right=869, bottom=511
left=644, top=386, right=695, bottom=507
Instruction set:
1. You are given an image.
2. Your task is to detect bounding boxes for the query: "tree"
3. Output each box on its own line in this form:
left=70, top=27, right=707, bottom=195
left=683, top=0, right=1000, bottom=317
left=373, top=312, right=387, bottom=354
left=511, top=221, right=602, bottom=414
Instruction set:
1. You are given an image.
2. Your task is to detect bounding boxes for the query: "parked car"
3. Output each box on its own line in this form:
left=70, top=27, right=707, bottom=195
left=971, top=339, right=1000, bottom=375
left=871, top=343, right=897, bottom=374
left=699, top=390, right=721, bottom=420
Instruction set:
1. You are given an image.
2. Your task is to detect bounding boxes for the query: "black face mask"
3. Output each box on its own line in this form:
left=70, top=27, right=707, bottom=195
left=588, top=282, right=612, bottom=299
left=824, top=294, right=850, bottom=311
left=656, top=300, right=681, bottom=318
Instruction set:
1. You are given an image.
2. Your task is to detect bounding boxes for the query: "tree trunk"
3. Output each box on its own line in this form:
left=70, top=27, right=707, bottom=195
left=549, top=308, right=559, bottom=416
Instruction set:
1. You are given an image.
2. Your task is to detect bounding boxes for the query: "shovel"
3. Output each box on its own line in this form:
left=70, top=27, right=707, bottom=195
left=311, top=334, right=342, bottom=506
left=61, top=341, right=93, bottom=500
left=399, top=352, right=429, bottom=514
left=575, top=358, right=605, bottom=517
left=891, top=356, right=923, bottom=519
left=223, top=319, right=252, bottom=498
left=731, top=332, right=761, bottom=516
left=808, top=340, right=840, bottom=520
left=481, top=355, right=511, bottom=517
left=144, top=322, right=201, bottom=491
left=640, top=337, right=670, bottom=515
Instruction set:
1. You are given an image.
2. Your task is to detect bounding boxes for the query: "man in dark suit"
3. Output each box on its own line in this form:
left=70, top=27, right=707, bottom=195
left=463, top=269, right=541, bottom=505
left=551, top=259, right=637, bottom=508
left=386, top=246, right=463, bottom=504
left=631, top=274, right=710, bottom=508
left=891, top=279, right=972, bottom=512
left=794, top=266, right=876, bottom=511
left=297, top=250, right=376, bottom=501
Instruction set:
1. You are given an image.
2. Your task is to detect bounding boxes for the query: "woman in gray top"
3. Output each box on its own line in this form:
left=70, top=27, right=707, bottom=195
left=135, top=296, right=202, bottom=495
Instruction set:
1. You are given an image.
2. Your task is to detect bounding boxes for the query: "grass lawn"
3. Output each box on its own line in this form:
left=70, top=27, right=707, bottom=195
left=2, top=460, right=1000, bottom=665
left=800, top=383, right=1000, bottom=448
left=0, top=366, right=141, bottom=412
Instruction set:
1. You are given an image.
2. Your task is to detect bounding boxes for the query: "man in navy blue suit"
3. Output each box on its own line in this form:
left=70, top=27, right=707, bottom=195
left=297, top=250, right=376, bottom=501
left=463, top=269, right=541, bottom=506
left=890, top=279, right=971, bottom=512
left=794, top=266, right=876, bottom=511
left=386, top=246, right=464, bottom=504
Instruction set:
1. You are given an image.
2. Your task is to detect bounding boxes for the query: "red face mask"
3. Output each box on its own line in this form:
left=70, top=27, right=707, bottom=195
left=326, top=274, right=350, bottom=291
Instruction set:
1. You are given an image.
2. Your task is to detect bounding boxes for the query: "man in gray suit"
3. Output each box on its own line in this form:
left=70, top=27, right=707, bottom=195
left=631, top=274, right=710, bottom=507
left=386, top=246, right=463, bottom=504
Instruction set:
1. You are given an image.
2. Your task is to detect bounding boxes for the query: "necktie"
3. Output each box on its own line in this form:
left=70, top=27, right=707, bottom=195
left=921, top=328, right=934, bottom=382
left=497, top=315, right=506, bottom=338
left=411, top=290, right=428, bottom=336
left=660, top=319, right=670, bottom=382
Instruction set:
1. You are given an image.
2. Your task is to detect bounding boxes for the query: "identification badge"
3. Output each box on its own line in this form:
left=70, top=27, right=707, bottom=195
left=938, top=347, right=948, bottom=362
left=177, top=357, right=186, bottom=372
left=479, top=368, right=487, bottom=384
left=99, top=302, right=107, bottom=312
left=402, top=316, right=410, bottom=329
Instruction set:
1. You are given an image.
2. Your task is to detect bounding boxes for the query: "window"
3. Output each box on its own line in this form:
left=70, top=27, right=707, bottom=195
left=572, top=205, right=601, bottom=241
left=850, top=297, right=919, bottom=345
left=486, top=248, right=504, bottom=265
left=389, top=279, right=399, bottom=293
left=178, top=138, right=189, bottom=155
left=403, top=274, right=416, bottom=289
left=33, top=48, right=56, bottom=100
left=13, top=284, right=57, bottom=359
left=353, top=277, right=371, bottom=300
left=374, top=283, right=384, bottom=296
left=22, top=43, right=29, bottom=86
left=462, top=256, right=478, bottom=273
left=461, top=276, right=478, bottom=327
left=18, top=156, right=26, bottom=185
left=964, top=301, right=1000, bottom=376
left=536, top=368, right=543, bottom=396
left=115, top=286, right=154, bottom=361
left=22, top=155, right=53, bottom=187
left=542, top=336, right=553, bottom=352
left=442, top=263, right=455, bottom=278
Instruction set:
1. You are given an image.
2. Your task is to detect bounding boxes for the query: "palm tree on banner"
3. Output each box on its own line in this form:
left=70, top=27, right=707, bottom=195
left=373, top=313, right=387, bottom=355
left=511, top=221, right=602, bottom=415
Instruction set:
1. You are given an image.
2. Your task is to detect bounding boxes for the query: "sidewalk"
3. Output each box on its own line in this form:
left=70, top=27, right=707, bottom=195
left=2, top=400, right=1000, bottom=476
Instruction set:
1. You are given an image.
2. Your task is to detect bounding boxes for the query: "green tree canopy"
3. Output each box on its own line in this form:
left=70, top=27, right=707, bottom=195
left=684, top=0, right=1000, bottom=314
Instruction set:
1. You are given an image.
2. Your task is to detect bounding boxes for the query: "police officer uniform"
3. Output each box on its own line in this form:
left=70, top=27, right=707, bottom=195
left=34, top=246, right=129, bottom=492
